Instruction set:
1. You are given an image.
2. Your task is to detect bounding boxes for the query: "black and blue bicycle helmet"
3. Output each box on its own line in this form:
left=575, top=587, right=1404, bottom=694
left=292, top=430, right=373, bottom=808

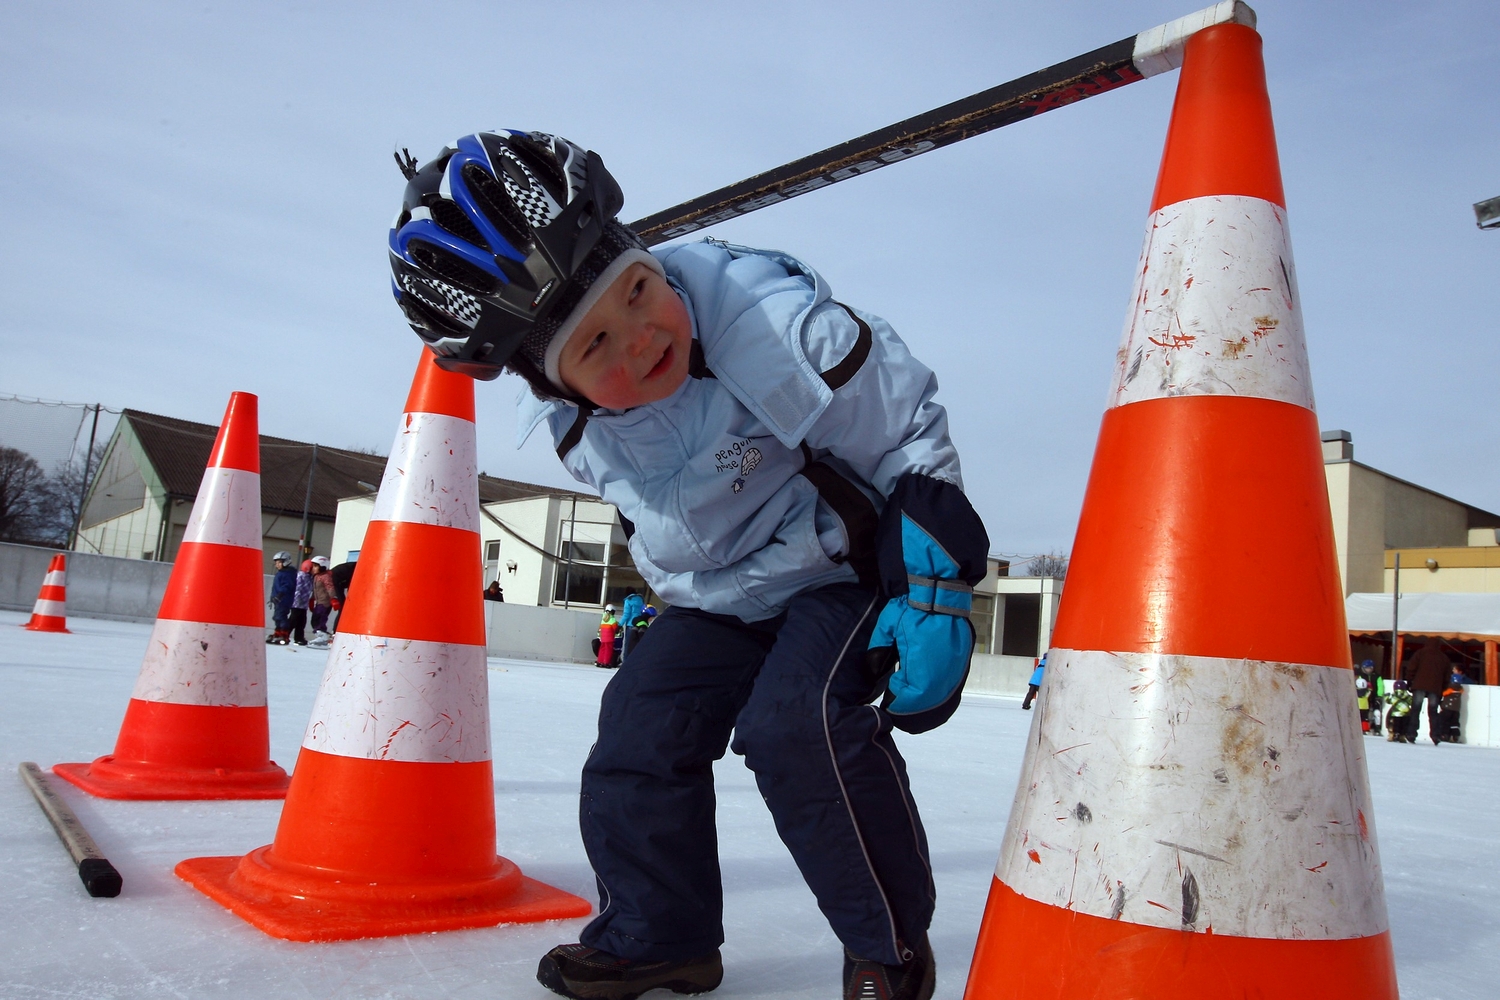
left=388, top=130, right=638, bottom=383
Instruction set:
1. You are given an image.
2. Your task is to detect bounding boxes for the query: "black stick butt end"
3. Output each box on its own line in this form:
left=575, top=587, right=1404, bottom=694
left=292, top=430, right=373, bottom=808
left=77, top=857, right=122, bottom=897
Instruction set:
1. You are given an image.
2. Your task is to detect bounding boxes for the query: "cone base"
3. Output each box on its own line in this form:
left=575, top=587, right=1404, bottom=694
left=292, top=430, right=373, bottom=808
left=23, top=618, right=70, bottom=633
left=963, top=879, right=1397, bottom=999
left=52, top=757, right=289, bottom=800
left=176, top=845, right=592, bottom=942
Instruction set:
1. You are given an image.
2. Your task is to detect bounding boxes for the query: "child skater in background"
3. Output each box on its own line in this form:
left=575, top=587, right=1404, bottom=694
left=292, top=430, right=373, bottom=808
left=387, top=131, right=988, bottom=1000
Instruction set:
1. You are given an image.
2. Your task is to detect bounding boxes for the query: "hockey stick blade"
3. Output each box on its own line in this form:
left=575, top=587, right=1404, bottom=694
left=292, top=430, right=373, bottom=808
left=19, top=762, right=123, bottom=898
left=628, top=1, right=1255, bottom=246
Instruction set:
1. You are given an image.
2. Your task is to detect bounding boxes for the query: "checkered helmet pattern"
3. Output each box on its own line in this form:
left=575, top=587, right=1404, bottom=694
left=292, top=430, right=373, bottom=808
left=400, top=272, right=481, bottom=330
left=495, top=146, right=563, bottom=229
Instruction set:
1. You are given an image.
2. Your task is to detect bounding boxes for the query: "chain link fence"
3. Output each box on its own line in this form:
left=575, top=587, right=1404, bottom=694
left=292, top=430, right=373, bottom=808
left=0, top=394, right=119, bottom=548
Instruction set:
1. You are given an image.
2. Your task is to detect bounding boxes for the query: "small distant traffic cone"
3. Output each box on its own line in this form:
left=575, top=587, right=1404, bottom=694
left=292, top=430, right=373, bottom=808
left=23, top=554, right=71, bottom=633
left=53, top=393, right=289, bottom=800
left=175, top=351, right=590, bottom=941
left=964, top=23, right=1397, bottom=999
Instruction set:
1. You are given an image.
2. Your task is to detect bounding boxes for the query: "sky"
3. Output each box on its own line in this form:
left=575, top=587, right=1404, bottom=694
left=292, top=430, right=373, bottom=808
left=1, top=0, right=1496, bottom=559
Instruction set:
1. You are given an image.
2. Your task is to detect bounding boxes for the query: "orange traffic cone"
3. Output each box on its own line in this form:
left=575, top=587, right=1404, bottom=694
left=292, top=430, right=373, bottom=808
left=175, top=352, right=590, bottom=941
left=963, top=23, right=1397, bottom=1000
left=54, top=393, right=289, bottom=800
left=23, top=553, right=71, bottom=633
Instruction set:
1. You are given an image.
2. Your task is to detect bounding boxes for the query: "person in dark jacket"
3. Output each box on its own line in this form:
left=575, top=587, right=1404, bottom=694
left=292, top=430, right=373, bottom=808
left=329, top=560, right=356, bottom=633
left=1403, top=637, right=1452, bottom=745
left=1438, top=665, right=1467, bottom=743
left=266, top=551, right=296, bottom=645
left=484, top=581, right=505, bottom=602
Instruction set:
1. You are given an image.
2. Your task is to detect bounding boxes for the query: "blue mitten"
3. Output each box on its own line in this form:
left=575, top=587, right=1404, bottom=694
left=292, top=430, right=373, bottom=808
left=866, top=474, right=989, bottom=733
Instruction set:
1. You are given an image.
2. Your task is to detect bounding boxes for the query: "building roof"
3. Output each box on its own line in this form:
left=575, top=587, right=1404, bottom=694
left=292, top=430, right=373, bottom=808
left=118, top=409, right=577, bottom=520
left=1326, top=457, right=1500, bottom=529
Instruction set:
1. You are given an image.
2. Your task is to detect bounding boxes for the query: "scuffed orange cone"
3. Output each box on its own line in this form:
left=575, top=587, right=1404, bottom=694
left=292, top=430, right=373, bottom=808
left=23, top=554, right=71, bottom=633
left=175, top=351, right=591, bottom=941
left=963, top=23, right=1397, bottom=1000
left=53, top=392, right=289, bottom=800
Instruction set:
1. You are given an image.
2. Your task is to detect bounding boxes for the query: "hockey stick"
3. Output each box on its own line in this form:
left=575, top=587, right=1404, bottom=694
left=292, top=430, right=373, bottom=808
left=628, top=1, right=1255, bottom=246
left=19, top=762, right=123, bottom=898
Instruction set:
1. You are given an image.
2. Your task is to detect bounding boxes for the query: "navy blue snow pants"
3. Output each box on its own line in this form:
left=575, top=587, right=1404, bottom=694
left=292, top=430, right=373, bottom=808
left=578, top=583, right=934, bottom=966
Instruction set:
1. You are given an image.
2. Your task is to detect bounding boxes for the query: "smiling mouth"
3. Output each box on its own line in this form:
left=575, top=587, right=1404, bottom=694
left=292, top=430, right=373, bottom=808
left=645, top=344, right=675, bottom=380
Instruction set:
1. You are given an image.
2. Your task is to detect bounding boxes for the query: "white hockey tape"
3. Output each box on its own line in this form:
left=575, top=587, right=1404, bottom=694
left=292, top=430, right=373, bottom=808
left=1132, top=1, right=1257, bottom=79
left=182, top=467, right=263, bottom=549
left=997, top=647, right=1388, bottom=940
left=132, top=620, right=269, bottom=707
left=370, top=412, right=481, bottom=532
left=1109, top=195, right=1314, bottom=412
left=301, top=632, right=491, bottom=763
left=30, top=599, right=65, bottom=618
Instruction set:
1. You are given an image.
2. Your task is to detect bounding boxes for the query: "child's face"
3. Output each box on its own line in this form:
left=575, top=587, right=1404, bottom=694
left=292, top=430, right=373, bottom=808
left=556, top=263, right=691, bottom=409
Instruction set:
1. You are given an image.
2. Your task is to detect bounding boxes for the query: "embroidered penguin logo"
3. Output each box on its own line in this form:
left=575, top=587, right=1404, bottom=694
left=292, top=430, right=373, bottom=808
left=732, top=478, right=745, bottom=493
left=739, top=448, right=762, bottom=476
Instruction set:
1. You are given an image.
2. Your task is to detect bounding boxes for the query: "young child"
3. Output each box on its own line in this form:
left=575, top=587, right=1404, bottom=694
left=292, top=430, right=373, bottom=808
left=388, top=131, right=988, bottom=1000
left=1438, top=665, right=1466, bottom=743
left=1386, top=679, right=1414, bottom=743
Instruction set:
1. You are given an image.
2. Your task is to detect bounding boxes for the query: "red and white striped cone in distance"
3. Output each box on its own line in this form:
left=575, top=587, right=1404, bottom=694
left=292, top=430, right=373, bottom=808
left=23, top=554, right=71, bottom=633
left=53, top=393, right=289, bottom=800
left=175, top=352, right=590, bottom=941
left=963, top=24, right=1397, bottom=999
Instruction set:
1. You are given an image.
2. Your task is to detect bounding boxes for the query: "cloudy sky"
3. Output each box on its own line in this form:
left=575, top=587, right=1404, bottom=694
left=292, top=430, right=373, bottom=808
left=2, top=0, right=1496, bottom=559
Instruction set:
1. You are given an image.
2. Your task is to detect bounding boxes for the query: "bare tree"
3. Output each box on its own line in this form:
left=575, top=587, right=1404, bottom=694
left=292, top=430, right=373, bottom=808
left=44, top=443, right=109, bottom=546
left=0, top=446, right=52, bottom=543
left=1025, top=551, right=1069, bottom=579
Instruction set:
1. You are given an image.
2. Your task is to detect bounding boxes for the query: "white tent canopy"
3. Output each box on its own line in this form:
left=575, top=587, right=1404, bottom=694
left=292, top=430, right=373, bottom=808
left=1346, top=593, right=1500, bottom=641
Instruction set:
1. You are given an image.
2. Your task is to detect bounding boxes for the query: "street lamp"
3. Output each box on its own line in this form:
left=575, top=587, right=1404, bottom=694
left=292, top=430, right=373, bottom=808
left=1476, top=195, right=1500, bottom=230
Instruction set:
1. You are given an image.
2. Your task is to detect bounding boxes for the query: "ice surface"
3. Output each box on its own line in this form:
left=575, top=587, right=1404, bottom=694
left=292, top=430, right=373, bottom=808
left=2, top=609, right=1497, bottom=999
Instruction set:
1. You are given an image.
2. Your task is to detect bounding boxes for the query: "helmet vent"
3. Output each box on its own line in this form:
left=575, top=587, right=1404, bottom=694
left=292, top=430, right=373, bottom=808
left=428, top=198, right=489, bottom=250
left=507, top=132, right=568, bottom=199
left=408, top=241, right=500, bottom=296
left=463, top=162, right=535, bottom=252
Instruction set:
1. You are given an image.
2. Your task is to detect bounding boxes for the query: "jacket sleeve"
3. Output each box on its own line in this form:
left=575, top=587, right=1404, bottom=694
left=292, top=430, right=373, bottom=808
left=797, top=301, right=963, bottom=497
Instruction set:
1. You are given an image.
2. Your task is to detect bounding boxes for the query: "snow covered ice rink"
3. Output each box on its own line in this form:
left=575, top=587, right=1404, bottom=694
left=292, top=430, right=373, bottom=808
left=3, top=611, right=1498, bottom=1000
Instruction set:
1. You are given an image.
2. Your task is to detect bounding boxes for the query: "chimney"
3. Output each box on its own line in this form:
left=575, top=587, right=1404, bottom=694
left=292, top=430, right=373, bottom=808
left=1320, top=429, right=1353, bottom=461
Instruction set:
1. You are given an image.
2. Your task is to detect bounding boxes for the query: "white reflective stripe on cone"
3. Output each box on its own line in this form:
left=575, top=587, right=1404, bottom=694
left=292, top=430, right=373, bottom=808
left=370, top=412, right=480, bottom=532
left=182, top=467, right=263, bottom=549
left=301, top=632, right=490, bottom=763
left=31, top=599, right=65, bottom=617
left=132, top=620, right=269, bottom=707
left=1108, top=195, right=1315, bottom=412
left=42, top=570, right=66, bottom=587
left=997, top=647, right=1388, bottom=940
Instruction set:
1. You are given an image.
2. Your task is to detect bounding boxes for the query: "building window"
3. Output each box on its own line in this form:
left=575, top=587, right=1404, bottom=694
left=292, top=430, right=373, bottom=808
left=553, top=521, right=653, bottom=609
left=971, top=593, right=995, bottom=655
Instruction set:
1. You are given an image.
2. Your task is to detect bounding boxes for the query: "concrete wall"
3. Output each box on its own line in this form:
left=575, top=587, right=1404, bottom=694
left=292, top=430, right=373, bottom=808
left=484, top=599, right=601, bottom=664
left=0, top=541, right=174, bottom=623
left=964, top=653, right=1035, bottom=697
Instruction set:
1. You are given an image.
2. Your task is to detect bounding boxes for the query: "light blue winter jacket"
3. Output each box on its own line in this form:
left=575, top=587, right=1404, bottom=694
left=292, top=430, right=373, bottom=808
left=517, top=240, right=963, bottom=622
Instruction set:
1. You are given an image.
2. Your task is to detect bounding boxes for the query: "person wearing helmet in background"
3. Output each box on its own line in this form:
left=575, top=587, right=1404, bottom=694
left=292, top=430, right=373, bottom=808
left=288, top=559, right=314, bottom=646
left=389, top=131, right=987, bottom=1000
left=1386, top=679, right=1414, bottom=743
left=266, top=551, right=296, bottom=645
left=309, top=556, right=335, bottom=646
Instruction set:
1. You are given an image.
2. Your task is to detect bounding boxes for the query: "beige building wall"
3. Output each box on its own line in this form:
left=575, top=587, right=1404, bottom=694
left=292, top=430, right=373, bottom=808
left=1384, top=543, right=1500, bottom=594
left=1323, top=440, right=1492, bottom=596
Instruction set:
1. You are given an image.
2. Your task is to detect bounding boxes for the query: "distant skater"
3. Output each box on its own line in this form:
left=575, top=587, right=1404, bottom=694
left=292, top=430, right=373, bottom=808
left=1022, top=653, right=1046, bottom=710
